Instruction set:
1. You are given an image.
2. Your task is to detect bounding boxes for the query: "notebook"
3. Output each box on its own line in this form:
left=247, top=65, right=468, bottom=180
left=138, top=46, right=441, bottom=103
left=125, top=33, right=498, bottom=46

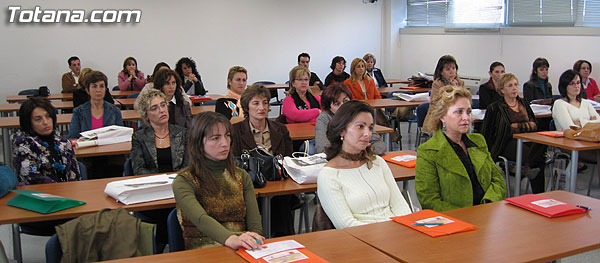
left=7, top=190, right=85, bottom=214
left=382, top=153, right=417, bottom=168
left=391, top=209, right=477, bottom=237
left=237, top=240, right=327, bottom=263
left=505, top=194, right=587, bottom=218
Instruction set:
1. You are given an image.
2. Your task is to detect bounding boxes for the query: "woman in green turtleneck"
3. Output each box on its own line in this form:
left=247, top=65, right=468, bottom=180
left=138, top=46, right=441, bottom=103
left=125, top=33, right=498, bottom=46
left=173, top=112, right=264, bottom=250
left=523, top=57, right=553, bottom=105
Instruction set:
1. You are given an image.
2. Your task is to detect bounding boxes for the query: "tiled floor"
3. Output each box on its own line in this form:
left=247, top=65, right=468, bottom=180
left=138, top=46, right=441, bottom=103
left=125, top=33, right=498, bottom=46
left=1, top=122, right=599, bottom=262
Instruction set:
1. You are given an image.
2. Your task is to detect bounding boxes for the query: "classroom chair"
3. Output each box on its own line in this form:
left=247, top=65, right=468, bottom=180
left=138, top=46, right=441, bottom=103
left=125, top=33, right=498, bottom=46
left=123, top=158, right=134, bottom=177
left=496, top=156, right=531, bottom=197
left=18, top=89, right=39, bottom=96
left=112, top=86, right=120, bottom=91
left=167, top=208, right=185, bottom=252
left=311, top=197, right=334, bottom=232
left=78, top=161, right=88, bottom=180
left=471, top=99, right=480, bottom=109
left=414, top=103, right=430, bottom=148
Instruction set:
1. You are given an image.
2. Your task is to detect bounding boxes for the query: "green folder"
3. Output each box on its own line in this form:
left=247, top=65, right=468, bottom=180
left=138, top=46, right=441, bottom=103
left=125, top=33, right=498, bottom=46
left=7, top=190, right=86, bottom=214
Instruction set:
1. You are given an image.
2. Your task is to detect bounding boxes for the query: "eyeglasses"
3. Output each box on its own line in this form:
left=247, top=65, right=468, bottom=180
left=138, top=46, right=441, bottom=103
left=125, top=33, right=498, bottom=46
left=148, top=102, right=168, bottom=112
left=569, top=81, right=581, bottom=86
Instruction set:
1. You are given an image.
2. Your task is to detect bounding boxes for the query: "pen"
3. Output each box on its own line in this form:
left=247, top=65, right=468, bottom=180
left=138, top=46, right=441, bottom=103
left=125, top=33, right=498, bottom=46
left=413, top=222, right=444, bottom=226
left=576, top=205, right=592, bottom=211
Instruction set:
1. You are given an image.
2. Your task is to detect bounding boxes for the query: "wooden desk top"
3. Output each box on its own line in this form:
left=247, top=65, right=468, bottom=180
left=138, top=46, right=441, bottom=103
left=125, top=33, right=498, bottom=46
left=117, top=95, right=222, bottom=107
left=109, top=90, right=139, bottom=98
left=378, top=86, right=431, bottom=95
left=365, top=98, right=422, bottom=108
left=386, top=79, right=412, bottom=85
left=344, top=191, right=600, bottom=263
left=6, top=93, right=74, bottom=103
left=286, top=123, right=393, bottom=141
left=514, top=132, right=600, bottom=151
left=263, top=83, right=289, bottom=90
left=74, top=141, right=132, bottom=158
left=104, top=229, right=397, bottom=263
left=0, top=101, right=74, bottom=112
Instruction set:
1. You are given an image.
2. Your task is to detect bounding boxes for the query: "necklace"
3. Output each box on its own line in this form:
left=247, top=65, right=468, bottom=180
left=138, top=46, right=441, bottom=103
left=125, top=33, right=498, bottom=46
left=338, top=149, right=376, bottom=169
left=155, top=132, right=169, bottom=146
left=506, top=100, right=518, bottom=108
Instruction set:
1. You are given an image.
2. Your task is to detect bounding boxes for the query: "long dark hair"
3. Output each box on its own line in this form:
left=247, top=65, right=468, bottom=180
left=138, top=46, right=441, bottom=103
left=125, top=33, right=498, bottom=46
left=153, top=69, right=185, bottom=105
left=19, top=97, right=57, bottom=136
left=433, top=55, right=458, bottom=83
left=175, top=57, right=201, bottom=83
left=530, top=57, right=550, bottom=80
left=558, top=69, right=582, bottom=103
left=121, top=57, right=140, bottom=76
left=147, top=62, right=170, bottom=83
left=324, top=100, right=374, bottom=160
left=187, top=112, right=237, bottom=194
left=321, top=83, right=352, bottom=114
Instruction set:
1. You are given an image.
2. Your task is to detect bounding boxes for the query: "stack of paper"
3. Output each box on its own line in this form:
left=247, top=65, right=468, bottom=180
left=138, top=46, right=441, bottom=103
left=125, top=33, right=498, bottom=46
left=585, top=99, right=600, bottom=110
left=77, top=125, right=133, bottom=148
left=393, top=92, right=429, bottom=102
left=471, top=109, right=486, bottom=120
left=530, top=104, right=552, bottom=115
left=237, top=240, right=327, bottom=263
left=104, top=174, right=176, bottom=205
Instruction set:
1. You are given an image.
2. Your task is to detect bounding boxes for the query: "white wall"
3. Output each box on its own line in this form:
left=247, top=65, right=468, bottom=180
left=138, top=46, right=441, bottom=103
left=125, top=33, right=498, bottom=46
left=0, top=0, right=383, bottom=101
left=383, top=0, right=600, bottom=95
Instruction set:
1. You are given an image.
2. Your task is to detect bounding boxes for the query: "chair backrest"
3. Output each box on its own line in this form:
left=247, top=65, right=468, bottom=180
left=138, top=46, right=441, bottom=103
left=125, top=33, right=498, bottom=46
left=123, top=158, right=133, bottom=177
left=78, top=161, right=88, bottom=180
left=0, top=166, right=17, bottom=198
left=18, top=89, right=39, bottom=96
left=549, top=119, right=556, bottom=131
left=311, top=197, right=335, bottom=231
left=471, top=99, right=480, bottom=109
left=112, top=86, right=120, bottom=91
left=416, top=103, right=430, bottom=127
left=252, top=81, right=276, bottom=85
left=253, top=81, right=278, bottom=101
left=167, top=208, right=185, bottom=252
left=45, top=234, right=62, bottom=263
left=127, top=93, right=140, bottom=99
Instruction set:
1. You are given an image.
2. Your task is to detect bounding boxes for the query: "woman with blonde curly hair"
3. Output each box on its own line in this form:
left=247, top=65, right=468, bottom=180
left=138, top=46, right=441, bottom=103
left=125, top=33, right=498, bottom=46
left=416, top=85, right=506, bottom=211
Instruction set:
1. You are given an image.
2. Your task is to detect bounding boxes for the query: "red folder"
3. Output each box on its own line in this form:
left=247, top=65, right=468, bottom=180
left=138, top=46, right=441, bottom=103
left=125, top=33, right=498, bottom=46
left=391, top=209, right=477, bottom=237
left=401, top=86, right=423, bottom=90
left=382, top=153, right=417, bottom=168
left=536, top=131, right=565, bottom=138
left=505, top=194, right=586, bottom=218
left=189, top=96, right=213, bottom=103
left=237, top=240, right=328, bottom=263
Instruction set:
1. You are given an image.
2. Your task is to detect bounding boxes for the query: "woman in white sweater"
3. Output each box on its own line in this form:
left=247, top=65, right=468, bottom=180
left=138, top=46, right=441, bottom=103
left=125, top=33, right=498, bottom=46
left=552, top=69, right=600, bottom=180
left=317, top=101, right=412, bottom=229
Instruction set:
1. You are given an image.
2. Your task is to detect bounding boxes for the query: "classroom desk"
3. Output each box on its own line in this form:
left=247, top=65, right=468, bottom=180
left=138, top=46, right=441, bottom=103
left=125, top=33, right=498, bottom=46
left=115, top=94, right=223, bottom=108
left=378, top=86, right=431, bottom=96
left=74, top=141, right=132, bottom=158
left=513, top=132, right=600, bottom=196
left=343, top=190, right=600, bottom=263
left=364, top=98, right=423, bottom=109
left=263, top=83, right=288, bottom=90
left=103, top=229, right=398, bottom=263
left=286, top=123, right=393, bottom=140
left=109, top=90, right=139, bottom=98
left=6, top=93, right=74, bottom=103
left=0, top=101, right=74, bottom=114
left=386, top=79, right=412, bottom=86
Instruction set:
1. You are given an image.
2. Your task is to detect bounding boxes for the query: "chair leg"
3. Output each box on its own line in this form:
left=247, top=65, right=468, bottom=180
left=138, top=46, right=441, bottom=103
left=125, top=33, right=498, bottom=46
left=587, top=164, right=596, bottom=196
left=303, top=201, right=309, bottom=233
left=12, top=224, right=22, bottom=263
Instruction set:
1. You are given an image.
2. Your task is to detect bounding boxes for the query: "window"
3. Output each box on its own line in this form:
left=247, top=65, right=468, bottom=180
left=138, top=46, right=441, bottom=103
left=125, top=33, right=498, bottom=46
left=507, top=0, right=575, bottom=26
left=448, top=0, right=504, bottom=27
left=576, top=0, right=600, bottom=26
left=407, top=0, right=449, bottom=27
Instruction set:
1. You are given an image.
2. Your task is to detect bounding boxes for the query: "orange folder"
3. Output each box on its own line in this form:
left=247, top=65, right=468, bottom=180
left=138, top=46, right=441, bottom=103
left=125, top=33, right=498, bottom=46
left=391, top=209, right=477, bottom=237
left=505, top=194, right=587, bottom=218
left=536, top=131, right=565, bottom=138
left=189, top=96, right=213, bottom=103
left=237, top=240, right=328, bottom=263
left=400, top=86, right=422, bottom=89
left=382, top=153, right=417, bottom=168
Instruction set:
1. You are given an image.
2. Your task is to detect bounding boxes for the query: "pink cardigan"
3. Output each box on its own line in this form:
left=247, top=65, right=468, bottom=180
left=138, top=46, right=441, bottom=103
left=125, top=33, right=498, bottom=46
left=118, top=71, right=146, bottom=91
left=282, top=95, right=321, bottom=124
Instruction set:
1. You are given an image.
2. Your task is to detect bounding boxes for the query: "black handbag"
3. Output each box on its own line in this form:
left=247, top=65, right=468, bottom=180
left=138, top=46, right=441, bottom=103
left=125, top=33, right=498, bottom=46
left=248, top=146, right=287, bottom=181
left=236, top=150, right=267, bottom=188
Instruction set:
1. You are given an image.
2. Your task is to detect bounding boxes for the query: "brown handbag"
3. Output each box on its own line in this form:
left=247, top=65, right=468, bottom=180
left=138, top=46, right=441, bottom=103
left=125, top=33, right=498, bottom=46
left=564, top=122, right=600, bottom=142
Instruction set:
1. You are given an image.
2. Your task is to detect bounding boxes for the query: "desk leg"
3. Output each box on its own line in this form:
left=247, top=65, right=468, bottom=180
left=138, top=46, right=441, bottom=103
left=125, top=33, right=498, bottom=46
left=3, top=127, right=11, bottom=167
left=515, top=139, right=523, bottom=196
left=385, top=133, right=391, bottom=152
left=261, top=196, right=272, bottom=238
left=569, top=150, right=579, bottom=192
left=12, top=224, right=22, bottom=263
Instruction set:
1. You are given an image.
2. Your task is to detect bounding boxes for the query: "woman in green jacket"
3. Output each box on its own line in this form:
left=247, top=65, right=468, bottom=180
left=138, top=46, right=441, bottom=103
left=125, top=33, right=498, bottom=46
left=416, top=85, right=506, bottom=212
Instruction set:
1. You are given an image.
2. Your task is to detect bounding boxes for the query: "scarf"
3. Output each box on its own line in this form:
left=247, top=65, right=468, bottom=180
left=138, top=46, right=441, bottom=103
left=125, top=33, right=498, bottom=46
left=291, top=91, right=320, bottom=110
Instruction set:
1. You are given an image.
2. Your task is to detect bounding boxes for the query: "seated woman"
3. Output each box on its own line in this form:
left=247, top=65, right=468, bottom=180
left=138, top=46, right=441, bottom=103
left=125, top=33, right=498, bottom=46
left=574, top=59, right=600, bottom=102
left=152, top=69, right=192, bottom=128
left=315, top=83, right=386, bottom=155
left=68, top=70, right=125, bottom=179
left=176, top=57, right=207, bottom=96
left=14, top=97, right=81, bottom=185
left=523, top=57, right=553, bottom=105
left=363, top=53, right=387, bottom=88
left=431, top=55, right=465, bottom=98
left=73, top=67, right=114, bottom=108
left=173, top=112, right=264, bottom=250
left=118, top=57, right=146, bottom=91
left=282, top=66, right=321, bottom=124
left=231, top=85, right=295, bottom=237
left=131, top=89, right=189, bottom=250
left=552, top=69, right=600, bottom=178
left=344, top=58, right=382, bottom=100
left=416, top=86, right=506, bottom=212
left=132, top=89, right=189, bottom=175
left=478, top=62, right=505, bottom=110
left=324, top=56, right=350, bottom=87
left=13, top=97, right=81, bottom=235
left=482, top=73, right=546, bottom=193
left=220, top=66, right=248, bottom=118
left=317, top=101, right=412, bottom=229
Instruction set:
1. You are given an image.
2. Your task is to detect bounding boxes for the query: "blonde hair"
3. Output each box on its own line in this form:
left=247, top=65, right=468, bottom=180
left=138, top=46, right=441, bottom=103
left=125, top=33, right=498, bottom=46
left=78, top=67, right=93, bottom=89
left=422, top=85, right=472, bottom=133
left=363, top=53, right=376, bottom=65
left=227, top=66, right=247, bottom=89
left=288, top=65, right=311, bottom=95
left=349, top=58, right=368, bottom=82
left=496, top=73, right=519, bottom=95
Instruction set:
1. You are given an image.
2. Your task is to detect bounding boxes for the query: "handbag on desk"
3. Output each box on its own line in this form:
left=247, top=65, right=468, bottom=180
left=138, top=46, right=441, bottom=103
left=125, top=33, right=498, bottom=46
left=248, top=146, right=287, bottom=181
left=564, top=122, right=600, bottom=142
left=236, top=150, right=267, bottom=188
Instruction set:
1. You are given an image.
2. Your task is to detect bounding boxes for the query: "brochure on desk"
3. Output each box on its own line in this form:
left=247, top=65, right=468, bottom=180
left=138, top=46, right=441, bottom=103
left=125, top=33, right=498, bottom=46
left=7, top=190, right=85, bottom=214
left=237, top=240, right=328, bottom=263
left=505, top=194, right=587, bottom=218
left=104, top=174, right=176, bottom=205
left=391, top=209, right=477, bottom=237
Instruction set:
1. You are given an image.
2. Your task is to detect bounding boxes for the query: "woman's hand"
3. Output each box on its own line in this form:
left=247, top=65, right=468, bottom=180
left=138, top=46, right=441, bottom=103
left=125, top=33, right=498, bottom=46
left=189, top=73, right=198, bottom=82
left=129, top=69, right=137, bottom=79
left=224, top=232, right=265, bottom=250
left=450, top=78, right=459, bottom=86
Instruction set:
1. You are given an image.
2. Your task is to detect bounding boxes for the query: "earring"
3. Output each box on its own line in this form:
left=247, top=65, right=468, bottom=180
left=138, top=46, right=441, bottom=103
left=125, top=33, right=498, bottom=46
left=442, top=122, right=446, bottom=132
left=341, top=136, right=344, bottom=141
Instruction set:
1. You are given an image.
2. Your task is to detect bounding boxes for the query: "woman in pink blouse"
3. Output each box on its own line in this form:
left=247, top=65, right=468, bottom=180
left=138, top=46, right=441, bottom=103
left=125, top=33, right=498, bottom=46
left=282, top=66, right=321, bottom=124
left=574, top=60, right=600, bottom=102
left=118, top=57, right=146, bottom=91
